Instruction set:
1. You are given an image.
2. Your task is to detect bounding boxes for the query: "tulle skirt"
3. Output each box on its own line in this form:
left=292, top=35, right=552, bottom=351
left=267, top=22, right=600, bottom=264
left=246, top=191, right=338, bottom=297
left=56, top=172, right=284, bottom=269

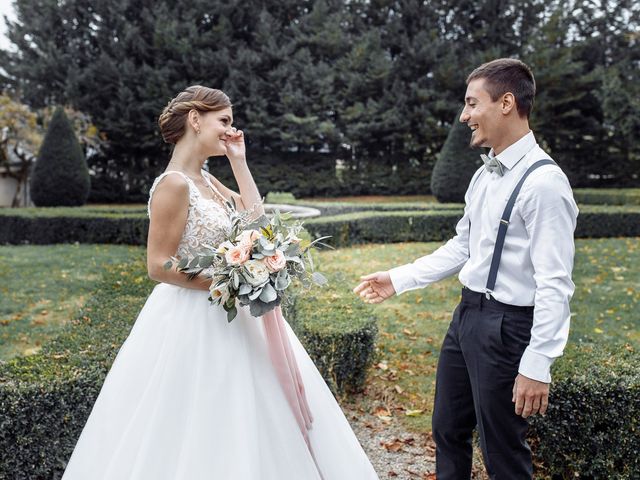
left=62, top=283, right=378, bottom=479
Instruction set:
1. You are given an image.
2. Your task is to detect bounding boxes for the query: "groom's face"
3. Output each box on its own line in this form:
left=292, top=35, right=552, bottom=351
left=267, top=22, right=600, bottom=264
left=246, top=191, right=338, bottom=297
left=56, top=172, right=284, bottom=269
left=460, top=78, right=502, bottom=149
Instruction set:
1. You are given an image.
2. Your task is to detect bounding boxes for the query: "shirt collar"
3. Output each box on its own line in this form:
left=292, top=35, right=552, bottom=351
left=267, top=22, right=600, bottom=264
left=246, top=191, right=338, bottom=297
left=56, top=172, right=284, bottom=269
left=488, top=131, right=537, bottom=170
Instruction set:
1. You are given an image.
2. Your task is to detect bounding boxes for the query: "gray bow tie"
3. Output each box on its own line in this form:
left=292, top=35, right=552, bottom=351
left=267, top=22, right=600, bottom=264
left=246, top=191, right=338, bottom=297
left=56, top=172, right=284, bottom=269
left=481, top=154, right=504, bottom=176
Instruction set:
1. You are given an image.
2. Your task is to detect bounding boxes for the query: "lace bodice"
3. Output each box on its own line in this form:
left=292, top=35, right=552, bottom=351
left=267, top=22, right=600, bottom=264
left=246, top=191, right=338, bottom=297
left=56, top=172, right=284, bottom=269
left=147, top=170, right=233, bottom=259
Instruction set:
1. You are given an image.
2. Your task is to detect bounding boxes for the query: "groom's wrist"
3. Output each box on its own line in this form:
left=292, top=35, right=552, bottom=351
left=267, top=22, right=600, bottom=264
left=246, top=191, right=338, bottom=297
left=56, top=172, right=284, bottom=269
left=519, top=348, right=553, bottom=384
left=388, top=265, right=416, bottom=295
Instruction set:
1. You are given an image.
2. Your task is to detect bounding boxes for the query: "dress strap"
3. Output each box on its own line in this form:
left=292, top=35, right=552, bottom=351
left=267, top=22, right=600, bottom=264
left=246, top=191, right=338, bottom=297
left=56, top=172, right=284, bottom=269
left=200, top=170, right=232, bottom=213
left=147, top=171, right=196, bottom=217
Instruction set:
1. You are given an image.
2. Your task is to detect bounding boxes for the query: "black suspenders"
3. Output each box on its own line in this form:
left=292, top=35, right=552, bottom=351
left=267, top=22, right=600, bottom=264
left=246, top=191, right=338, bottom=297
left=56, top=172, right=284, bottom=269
left=484, top=159, right=556, bottom=299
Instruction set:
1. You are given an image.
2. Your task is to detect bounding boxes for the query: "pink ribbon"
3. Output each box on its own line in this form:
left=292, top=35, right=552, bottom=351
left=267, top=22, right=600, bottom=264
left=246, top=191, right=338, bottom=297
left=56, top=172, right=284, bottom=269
left=262, top=306, right=314, bottom=444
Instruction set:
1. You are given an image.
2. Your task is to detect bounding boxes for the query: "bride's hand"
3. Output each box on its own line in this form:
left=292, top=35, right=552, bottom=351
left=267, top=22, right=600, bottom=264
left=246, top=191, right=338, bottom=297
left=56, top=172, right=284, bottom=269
left=353, top=271, right=396, bottom=304
left=224, top=127, right=246, bottom=162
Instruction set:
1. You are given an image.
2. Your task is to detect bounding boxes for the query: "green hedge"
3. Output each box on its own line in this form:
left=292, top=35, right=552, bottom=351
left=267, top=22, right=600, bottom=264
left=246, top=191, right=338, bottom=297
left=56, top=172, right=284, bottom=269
left=530, top=349, right=639, bottom=479
left=573, top=188, right=640, bottom=206
left=0, top=260, right=377, bottom=478
left=286, top=287, right=378, bottom=394
left=2, top=205, right=639, bottom=246
left=304, top=206, right=640, bottom=247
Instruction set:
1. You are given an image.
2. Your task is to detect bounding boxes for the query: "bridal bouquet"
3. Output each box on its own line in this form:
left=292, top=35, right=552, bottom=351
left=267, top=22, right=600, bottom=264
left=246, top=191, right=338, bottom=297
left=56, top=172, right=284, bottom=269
left=165, top=205, right=328, bottom=322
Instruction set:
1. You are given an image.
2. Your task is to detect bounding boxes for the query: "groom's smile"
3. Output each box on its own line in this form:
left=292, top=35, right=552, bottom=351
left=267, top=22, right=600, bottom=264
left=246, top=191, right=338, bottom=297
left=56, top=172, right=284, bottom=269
left=460, top=78, right=501, bottom=150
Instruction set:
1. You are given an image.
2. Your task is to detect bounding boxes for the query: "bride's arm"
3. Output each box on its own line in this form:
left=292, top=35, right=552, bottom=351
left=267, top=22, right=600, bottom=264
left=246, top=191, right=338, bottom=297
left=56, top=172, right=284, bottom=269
left=207, top=128, right=265, bottom=217
left=146, top=175, right=211, bottom=291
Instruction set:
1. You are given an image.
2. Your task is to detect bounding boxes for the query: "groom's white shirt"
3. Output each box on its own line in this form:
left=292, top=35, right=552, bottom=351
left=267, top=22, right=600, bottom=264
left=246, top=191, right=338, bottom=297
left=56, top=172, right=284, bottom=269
left=389, top=131, right=578, bottom=383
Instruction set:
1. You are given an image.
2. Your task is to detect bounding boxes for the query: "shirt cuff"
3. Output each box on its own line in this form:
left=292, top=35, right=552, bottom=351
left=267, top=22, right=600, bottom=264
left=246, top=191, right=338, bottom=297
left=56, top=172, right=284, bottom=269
left=388, top=264, right=418, bottom=296
left=518, top=348, right=554, bottom=383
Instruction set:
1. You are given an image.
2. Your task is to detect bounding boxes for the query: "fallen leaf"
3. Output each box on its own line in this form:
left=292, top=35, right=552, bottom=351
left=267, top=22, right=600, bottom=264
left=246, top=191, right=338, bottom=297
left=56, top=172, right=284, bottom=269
left=405, top=409, right=424, bottom=417
left=381, top=439, right=404, bottom=452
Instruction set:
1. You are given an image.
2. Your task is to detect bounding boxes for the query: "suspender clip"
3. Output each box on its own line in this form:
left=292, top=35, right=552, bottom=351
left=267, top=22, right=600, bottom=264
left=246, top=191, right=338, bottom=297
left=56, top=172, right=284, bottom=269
left=484, top=289, right=493, bottom=300
left=499, top=219, right=509, bottom=225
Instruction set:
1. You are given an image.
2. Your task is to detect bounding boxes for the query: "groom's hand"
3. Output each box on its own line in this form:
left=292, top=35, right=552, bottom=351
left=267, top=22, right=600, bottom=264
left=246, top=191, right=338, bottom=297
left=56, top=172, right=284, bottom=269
left=512, top=373, right=549, bottom=418
left=353, top=271, right=396, bottom=304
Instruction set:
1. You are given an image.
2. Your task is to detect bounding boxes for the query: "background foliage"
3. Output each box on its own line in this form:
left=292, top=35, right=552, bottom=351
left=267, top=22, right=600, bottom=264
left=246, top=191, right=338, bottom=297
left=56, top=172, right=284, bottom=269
left=0, top=0, right=638, bottom=202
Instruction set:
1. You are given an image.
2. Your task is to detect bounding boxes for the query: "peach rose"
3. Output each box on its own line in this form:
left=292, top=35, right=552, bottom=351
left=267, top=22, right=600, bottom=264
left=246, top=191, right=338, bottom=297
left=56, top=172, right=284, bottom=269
left=225, top=243, right=251, bottom=266
left=239, top=229, right=261, bottom=248
left=264, top=249, right=287, bottom=273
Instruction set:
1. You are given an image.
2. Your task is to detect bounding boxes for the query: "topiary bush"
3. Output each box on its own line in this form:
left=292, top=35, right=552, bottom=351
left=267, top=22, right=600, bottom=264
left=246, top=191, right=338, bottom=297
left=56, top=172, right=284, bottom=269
left=430, top=109, right=483, bottom=203
left=529, top=349, right=640, bottom=479
left=29, top=107, right=90, bottom=207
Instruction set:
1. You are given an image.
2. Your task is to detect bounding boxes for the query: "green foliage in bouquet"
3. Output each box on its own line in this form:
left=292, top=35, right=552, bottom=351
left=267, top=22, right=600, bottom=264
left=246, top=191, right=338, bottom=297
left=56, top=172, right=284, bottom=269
left=166, top=206, right=330, bottom=321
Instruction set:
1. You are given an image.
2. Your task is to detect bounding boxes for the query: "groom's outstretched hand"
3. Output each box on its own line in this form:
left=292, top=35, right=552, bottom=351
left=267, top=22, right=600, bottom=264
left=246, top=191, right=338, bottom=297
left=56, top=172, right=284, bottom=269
left=512, top=374, right=550, bottom=418
left=353, top=272, right=396, bottom=304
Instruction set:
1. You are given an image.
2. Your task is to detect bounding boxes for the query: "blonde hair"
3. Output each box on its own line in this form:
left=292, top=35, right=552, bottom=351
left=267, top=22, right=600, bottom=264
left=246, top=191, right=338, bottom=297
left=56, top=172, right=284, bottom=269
left=158, top=85, right=232, bottom=144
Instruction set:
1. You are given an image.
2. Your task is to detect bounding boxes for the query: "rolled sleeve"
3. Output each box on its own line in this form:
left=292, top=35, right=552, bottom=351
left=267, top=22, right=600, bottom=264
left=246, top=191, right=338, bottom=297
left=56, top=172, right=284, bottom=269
left=519, top=170, right=578, bottom=382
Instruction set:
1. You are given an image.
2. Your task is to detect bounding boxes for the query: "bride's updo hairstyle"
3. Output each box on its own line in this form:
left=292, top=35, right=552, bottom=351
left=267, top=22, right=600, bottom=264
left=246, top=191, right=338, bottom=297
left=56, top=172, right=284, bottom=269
left=158, top=86, right=232, bottom=144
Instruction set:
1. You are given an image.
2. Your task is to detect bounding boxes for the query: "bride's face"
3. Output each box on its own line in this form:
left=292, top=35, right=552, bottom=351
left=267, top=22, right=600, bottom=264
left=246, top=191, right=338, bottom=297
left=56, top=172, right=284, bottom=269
left=198, top=107, right=234, bottom=157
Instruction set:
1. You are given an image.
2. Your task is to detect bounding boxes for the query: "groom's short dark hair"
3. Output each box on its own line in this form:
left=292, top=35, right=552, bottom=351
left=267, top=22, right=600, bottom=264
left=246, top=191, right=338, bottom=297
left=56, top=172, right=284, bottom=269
left=467, top=58, right=536, bottom=119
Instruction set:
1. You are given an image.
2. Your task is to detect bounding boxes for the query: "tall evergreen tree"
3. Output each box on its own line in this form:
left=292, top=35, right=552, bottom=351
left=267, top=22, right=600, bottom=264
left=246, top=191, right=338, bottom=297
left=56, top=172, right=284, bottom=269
left=430, top=109, right=481, bottom=203
left=30, top=107, right=90, bottom=206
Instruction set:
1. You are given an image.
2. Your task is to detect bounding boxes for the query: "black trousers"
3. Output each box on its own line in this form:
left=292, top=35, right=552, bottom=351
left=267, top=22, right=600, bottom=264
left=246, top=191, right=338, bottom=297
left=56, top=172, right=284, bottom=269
left=432, top=288, right=534, bottom=480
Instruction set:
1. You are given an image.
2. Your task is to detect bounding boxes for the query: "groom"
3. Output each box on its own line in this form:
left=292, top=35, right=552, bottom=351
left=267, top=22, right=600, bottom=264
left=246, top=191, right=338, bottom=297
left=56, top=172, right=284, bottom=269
left=354, top=58, right=578, bottom=479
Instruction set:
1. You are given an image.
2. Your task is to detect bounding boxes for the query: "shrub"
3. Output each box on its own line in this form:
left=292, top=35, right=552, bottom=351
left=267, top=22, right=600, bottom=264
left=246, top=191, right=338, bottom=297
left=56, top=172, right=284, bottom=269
left=0, top=259, right=377, bottom=478
left=530, top=349, right=639, bottom=479
left=573, top=188, right=640, bottom=206
left=430, top=108, right=482, bottom=203
left=286, top=286, right=378, bottom=394
left=1, top=205, right=639, bottom=246
left=29, top=107, right=90, bottom=207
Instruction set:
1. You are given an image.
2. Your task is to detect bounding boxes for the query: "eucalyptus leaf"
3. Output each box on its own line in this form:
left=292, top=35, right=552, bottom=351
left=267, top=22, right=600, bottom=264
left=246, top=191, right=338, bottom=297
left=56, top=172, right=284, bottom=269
left=259, top=283, right=278, bottom=303
left=249, top=288, right=263, bottom=300
left=163, top=260, right=173, bottom=270
left=177, top=257, right=189, bottom=269
left=312, top=271, right=328, bottom=286
left=249, top=298, right=280, bottom=318
left=275, top=270, right=291, bottom=290
left=239, top=283, right=252, bottom=295
left=226, top=306, right=238, bottom=323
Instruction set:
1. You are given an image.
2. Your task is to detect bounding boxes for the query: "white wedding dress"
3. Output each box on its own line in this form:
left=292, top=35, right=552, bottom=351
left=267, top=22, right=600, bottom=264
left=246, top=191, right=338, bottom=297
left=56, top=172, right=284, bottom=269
left=62, top=171, right=378, bottom=480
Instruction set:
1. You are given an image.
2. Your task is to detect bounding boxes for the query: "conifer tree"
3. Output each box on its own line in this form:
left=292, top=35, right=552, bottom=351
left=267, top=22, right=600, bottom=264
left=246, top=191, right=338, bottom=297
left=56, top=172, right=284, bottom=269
left=430, top=109, right=481, bottom=203
left=30, top=107, right=90, bottom=206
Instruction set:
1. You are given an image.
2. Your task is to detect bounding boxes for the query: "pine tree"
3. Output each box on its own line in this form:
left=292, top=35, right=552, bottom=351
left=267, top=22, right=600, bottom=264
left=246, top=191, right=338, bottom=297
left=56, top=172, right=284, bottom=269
left=430, top=109, right=482, bottom=203
left=30, top=107, right=90, bottom=206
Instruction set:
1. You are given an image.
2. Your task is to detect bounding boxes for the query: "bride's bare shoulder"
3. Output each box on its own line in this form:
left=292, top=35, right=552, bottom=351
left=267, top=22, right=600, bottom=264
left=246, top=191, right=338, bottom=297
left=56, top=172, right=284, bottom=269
left=149, top=172, right=190, bottom=217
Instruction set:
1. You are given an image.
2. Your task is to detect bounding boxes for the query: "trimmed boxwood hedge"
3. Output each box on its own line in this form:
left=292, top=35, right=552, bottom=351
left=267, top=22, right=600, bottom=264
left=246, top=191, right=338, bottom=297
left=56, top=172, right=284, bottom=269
left=573, top=188, right=640, bottom=206
left=0, top=258, right=377, bottom=478
left=529, top=349, right=640, bottom=479
left=2, top=205, right=638, bottom=246
left=304, top=206, right=640, bottom=247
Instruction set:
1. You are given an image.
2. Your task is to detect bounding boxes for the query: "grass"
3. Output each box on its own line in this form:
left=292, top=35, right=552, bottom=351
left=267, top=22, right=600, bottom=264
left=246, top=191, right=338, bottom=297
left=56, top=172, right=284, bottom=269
left=0, top=244, right=145, bottom=361
left=317, top=238, right=640, bottom=433
left=1, top=238, right=638, bottom=433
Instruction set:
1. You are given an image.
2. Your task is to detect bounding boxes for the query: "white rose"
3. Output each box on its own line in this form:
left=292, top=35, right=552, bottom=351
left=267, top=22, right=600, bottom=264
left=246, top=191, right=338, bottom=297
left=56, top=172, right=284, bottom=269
left=244, top=260, right=270, bottom=287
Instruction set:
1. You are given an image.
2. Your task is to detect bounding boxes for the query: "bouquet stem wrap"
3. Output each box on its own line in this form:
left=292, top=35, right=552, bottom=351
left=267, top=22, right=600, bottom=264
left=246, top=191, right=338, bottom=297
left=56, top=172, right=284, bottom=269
left=262, top=306, right=314, bottom=443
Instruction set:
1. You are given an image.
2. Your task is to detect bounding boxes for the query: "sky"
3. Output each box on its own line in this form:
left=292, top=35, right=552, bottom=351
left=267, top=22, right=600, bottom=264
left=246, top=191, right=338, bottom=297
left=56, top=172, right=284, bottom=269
left=0, top=0, right=16, bottom=51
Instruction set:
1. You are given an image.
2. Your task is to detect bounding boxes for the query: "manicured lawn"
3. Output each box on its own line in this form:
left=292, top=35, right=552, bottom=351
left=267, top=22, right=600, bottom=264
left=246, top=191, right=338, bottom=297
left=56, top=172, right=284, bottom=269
left=318, top=238, right=640, bottom=432
left=1, top=238, right=638, bottom=435
left=0, top=244, right=145, bottom=361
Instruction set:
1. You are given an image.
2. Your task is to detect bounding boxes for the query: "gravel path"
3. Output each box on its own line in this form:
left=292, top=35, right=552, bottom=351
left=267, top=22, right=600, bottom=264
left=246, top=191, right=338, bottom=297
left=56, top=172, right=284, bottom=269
left=345, top=407, right=488, bottom=480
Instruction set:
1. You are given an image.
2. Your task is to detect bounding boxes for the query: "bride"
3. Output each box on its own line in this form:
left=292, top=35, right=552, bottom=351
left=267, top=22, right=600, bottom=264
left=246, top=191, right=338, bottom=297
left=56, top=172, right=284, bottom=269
left=62, top=86, right=379, bottom=479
